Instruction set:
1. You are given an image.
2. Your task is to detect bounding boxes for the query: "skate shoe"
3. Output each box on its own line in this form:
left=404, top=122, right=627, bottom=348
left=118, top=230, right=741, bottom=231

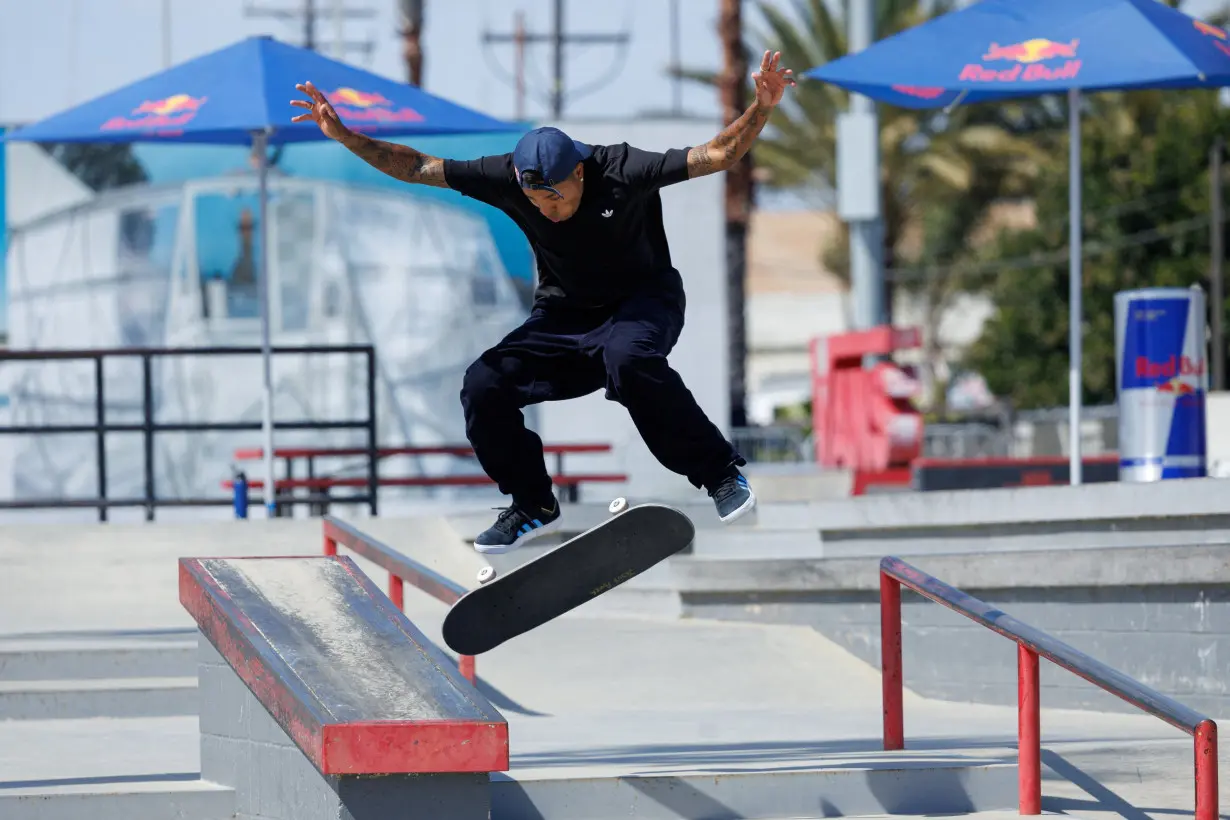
left=473, top=497, right=562, bottom=554
left=708, top=469, right=757, bottom=524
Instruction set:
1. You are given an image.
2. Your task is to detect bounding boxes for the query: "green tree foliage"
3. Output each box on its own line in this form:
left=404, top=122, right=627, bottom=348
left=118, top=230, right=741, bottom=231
left=964, top=88, right=1230, bottom=409
left=41, top=143, right=148, bottom=191
left=679, top=0, right=1045, bottom=287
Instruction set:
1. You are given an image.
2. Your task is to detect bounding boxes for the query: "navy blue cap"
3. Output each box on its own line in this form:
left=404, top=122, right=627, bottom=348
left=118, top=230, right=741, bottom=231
left=513, top=127, right=592, bottom=197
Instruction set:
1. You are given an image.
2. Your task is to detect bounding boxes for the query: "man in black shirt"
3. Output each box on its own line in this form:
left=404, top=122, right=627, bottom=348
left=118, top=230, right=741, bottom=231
left=292, top=51, right=795, bottom=552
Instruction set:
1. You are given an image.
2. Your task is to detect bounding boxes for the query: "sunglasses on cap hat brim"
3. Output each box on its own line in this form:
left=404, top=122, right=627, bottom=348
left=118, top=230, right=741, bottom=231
left=516, top=168, right=565, bottom=198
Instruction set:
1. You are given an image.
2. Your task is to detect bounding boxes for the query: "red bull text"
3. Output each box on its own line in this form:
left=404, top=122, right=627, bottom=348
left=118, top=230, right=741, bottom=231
left=326, top=87, right=424, bottom=124
left=1114, top=287, right=1208, bottom=481
left=101, top=94, right=207, bottom=132
left=960, top=38, right=1081, bottom=83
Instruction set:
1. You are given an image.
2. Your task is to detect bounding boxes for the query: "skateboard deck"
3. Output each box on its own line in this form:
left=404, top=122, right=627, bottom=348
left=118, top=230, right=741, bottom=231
left=442, top=501, right=695, bottom=656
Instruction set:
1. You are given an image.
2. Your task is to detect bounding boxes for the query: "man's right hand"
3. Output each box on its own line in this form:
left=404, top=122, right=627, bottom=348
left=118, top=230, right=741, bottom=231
left=291, top=81, right=351, bottom=142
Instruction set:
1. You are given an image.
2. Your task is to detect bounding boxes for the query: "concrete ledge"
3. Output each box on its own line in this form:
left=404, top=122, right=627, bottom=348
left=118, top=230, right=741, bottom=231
left=180, top=555, right=507, bottom=776
left=676, top=550, right=1230, bottom=716
left=199, top=638, right=491, bottom=820
left=796, top=475, right=1230, bottom=531
left=0, top=779, right=235, bottom=820
left=673, top=545, right=1230, bottom=593
left=0, top=677, right=197, bottom=720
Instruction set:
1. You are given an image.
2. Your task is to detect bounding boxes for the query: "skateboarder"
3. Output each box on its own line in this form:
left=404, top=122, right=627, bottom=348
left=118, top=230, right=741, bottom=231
left=292, top=51, right=795, bottom=552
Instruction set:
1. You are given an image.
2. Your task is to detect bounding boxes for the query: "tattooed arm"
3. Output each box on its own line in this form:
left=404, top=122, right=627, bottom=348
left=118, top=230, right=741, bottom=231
left=290, top=80, right=447, bottom=187
left=685, top=50, right=794, bottom=179
left=685, top=100, right=772, bottom=179
left=337, top=131, right=448, bottom=188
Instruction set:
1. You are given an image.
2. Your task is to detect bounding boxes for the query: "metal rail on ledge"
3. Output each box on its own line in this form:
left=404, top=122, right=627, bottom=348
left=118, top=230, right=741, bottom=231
left=879, top=555, right=1218, bottom=818
left=322, top=516, right=475, bottom=684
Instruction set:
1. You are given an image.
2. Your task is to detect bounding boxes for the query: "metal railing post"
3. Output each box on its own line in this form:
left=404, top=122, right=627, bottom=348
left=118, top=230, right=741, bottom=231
left=880, top=571, right=904, bottom=750
left=458, top=655, right=476, bottom=684
left=366, top=348, right=378, bottom=517
left=142, top=353, right=155, bottom=522
left=1018, top=645, right=1041, bottom=813
left=389, top=574, right=404, bottom=610
left=94, top=356, right=107, bottom=522
left=1196, top=719, right=1219, bottom=820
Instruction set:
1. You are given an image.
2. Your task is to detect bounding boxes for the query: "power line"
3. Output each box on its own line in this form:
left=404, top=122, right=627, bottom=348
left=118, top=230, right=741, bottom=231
left=888, top=214, right=1212, bottom=284
left=243, top=0, right=377, bottom=60
left=481, top=1, right=631, bottom=119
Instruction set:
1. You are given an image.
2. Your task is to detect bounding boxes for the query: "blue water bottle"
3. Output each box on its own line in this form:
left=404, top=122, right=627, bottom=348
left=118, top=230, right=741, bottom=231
left=232, top=469, right=249, bottom=519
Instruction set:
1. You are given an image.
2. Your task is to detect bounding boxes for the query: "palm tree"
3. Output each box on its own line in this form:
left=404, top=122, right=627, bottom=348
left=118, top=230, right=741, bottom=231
left=680, top=0, right=1049, bottom=304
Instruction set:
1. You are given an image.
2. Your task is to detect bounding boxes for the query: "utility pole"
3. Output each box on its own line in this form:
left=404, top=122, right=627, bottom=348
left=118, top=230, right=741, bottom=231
left=514, top=11, right=527, bottom=120
left=1213, top=136, right=1225, bottom=391
left=719, top=0, right=751, bottom=428
left=161, top=0, right=172, bottom=68
left=482, top=1, right=629, bottom=119
left=840, top=0, right=884, bottom=330
left=398, top=0, right=424, bottom=86
left=243, top=0, right=376, bottom=59
left=669, top=0, right=682, bottom=116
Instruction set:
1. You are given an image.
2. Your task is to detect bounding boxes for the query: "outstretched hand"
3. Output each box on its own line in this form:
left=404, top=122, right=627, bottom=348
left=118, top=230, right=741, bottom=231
left=753, top=51, right=795, bottom=108
left=290, top=81, right=350, bottom=141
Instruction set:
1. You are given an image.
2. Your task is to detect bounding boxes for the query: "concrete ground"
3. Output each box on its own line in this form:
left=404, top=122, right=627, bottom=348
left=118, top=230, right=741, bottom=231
left=0, top=511, right=1225, bottom=818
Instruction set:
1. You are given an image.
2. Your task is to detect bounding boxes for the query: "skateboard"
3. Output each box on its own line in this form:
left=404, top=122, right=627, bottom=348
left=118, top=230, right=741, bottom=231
left=441, top=499, right=695, bottom=656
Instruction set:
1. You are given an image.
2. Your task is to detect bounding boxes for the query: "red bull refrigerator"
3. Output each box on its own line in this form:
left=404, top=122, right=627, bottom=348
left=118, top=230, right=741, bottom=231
left=1114, top=286, right=1208, bottom=482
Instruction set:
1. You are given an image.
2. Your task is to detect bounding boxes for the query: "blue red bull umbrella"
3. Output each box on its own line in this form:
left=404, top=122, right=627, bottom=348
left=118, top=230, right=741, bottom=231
left=804, top=0, right=1230, bottom=485
left=3, top=35, right=520, bottom=514
left=2, top=34, right=516, bottom=144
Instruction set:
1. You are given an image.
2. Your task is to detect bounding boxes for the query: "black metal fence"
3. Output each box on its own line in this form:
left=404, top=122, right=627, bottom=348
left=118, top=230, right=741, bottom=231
left=0, top=345, right=377, bottom=521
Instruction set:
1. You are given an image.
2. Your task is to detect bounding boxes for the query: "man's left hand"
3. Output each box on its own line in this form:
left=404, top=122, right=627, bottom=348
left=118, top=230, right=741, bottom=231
left=753, top=50, right=795, bottom=108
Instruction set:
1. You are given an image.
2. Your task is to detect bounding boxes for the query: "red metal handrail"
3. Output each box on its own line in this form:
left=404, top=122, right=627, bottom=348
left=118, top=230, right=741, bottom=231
left=322, top=516, right=476, bottom=684
left=880, top=555, right=1217, bottom=817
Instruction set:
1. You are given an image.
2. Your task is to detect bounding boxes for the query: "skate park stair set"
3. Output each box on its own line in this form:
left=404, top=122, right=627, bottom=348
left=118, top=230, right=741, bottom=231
left=0, top=506, right=1220, bottom=819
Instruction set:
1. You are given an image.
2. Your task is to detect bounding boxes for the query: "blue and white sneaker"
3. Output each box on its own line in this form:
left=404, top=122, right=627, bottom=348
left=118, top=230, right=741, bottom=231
left=473, top=498, right=562, bottom=554
left=708, top=470, right=757, bottom=524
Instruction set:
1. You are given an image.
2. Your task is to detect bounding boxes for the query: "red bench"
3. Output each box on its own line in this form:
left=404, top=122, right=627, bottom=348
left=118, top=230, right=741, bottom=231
left=227, top=443, right=625, bottom=513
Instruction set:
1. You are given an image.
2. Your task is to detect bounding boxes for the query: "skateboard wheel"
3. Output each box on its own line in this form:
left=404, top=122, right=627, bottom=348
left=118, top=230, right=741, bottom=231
left=609, top=497, right=628, bottom=515
left=477, top=566, right=497, bottom=585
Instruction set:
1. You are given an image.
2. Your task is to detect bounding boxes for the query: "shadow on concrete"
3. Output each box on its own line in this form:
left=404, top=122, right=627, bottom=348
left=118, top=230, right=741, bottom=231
left=624, top=776, right=743, bottom=819
left=472, top=674, right=551, bottom=717
left=0, top=772, right=201, bottom=789
left=1041, top=749, right=1230, bottom=820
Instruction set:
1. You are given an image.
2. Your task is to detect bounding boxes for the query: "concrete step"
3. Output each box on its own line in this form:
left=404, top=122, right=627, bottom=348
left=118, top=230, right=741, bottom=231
left=0, top=637, right=196, bottom=681
left=0, top=677, right=198, bottom=720
left=0, top=778, right=236, bottom=820
left=492, top=751, right=1017, bottom=818
left=689, top=527, right=824, bottom=559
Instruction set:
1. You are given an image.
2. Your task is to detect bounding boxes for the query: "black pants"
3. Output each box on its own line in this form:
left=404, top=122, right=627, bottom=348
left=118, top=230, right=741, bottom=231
left=460, top=284, right=743, bottom=508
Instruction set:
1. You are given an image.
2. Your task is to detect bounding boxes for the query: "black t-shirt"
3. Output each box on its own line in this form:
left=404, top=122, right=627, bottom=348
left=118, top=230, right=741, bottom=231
left=443, top=143, right=691, bottom=310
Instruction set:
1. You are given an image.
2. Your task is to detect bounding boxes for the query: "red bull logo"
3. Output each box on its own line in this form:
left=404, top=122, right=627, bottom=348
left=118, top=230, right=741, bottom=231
left=1137, top=355, right=1205, bottom=395
left=326, top=87, right=424, bottom=124
left=101, top=94, right=207, bottom=132
left=1194, top=19, right=1227, bottom=40
left=1193, top=19, right=1230, bottom=58
left=959, top=38, right=1081, bottom=83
